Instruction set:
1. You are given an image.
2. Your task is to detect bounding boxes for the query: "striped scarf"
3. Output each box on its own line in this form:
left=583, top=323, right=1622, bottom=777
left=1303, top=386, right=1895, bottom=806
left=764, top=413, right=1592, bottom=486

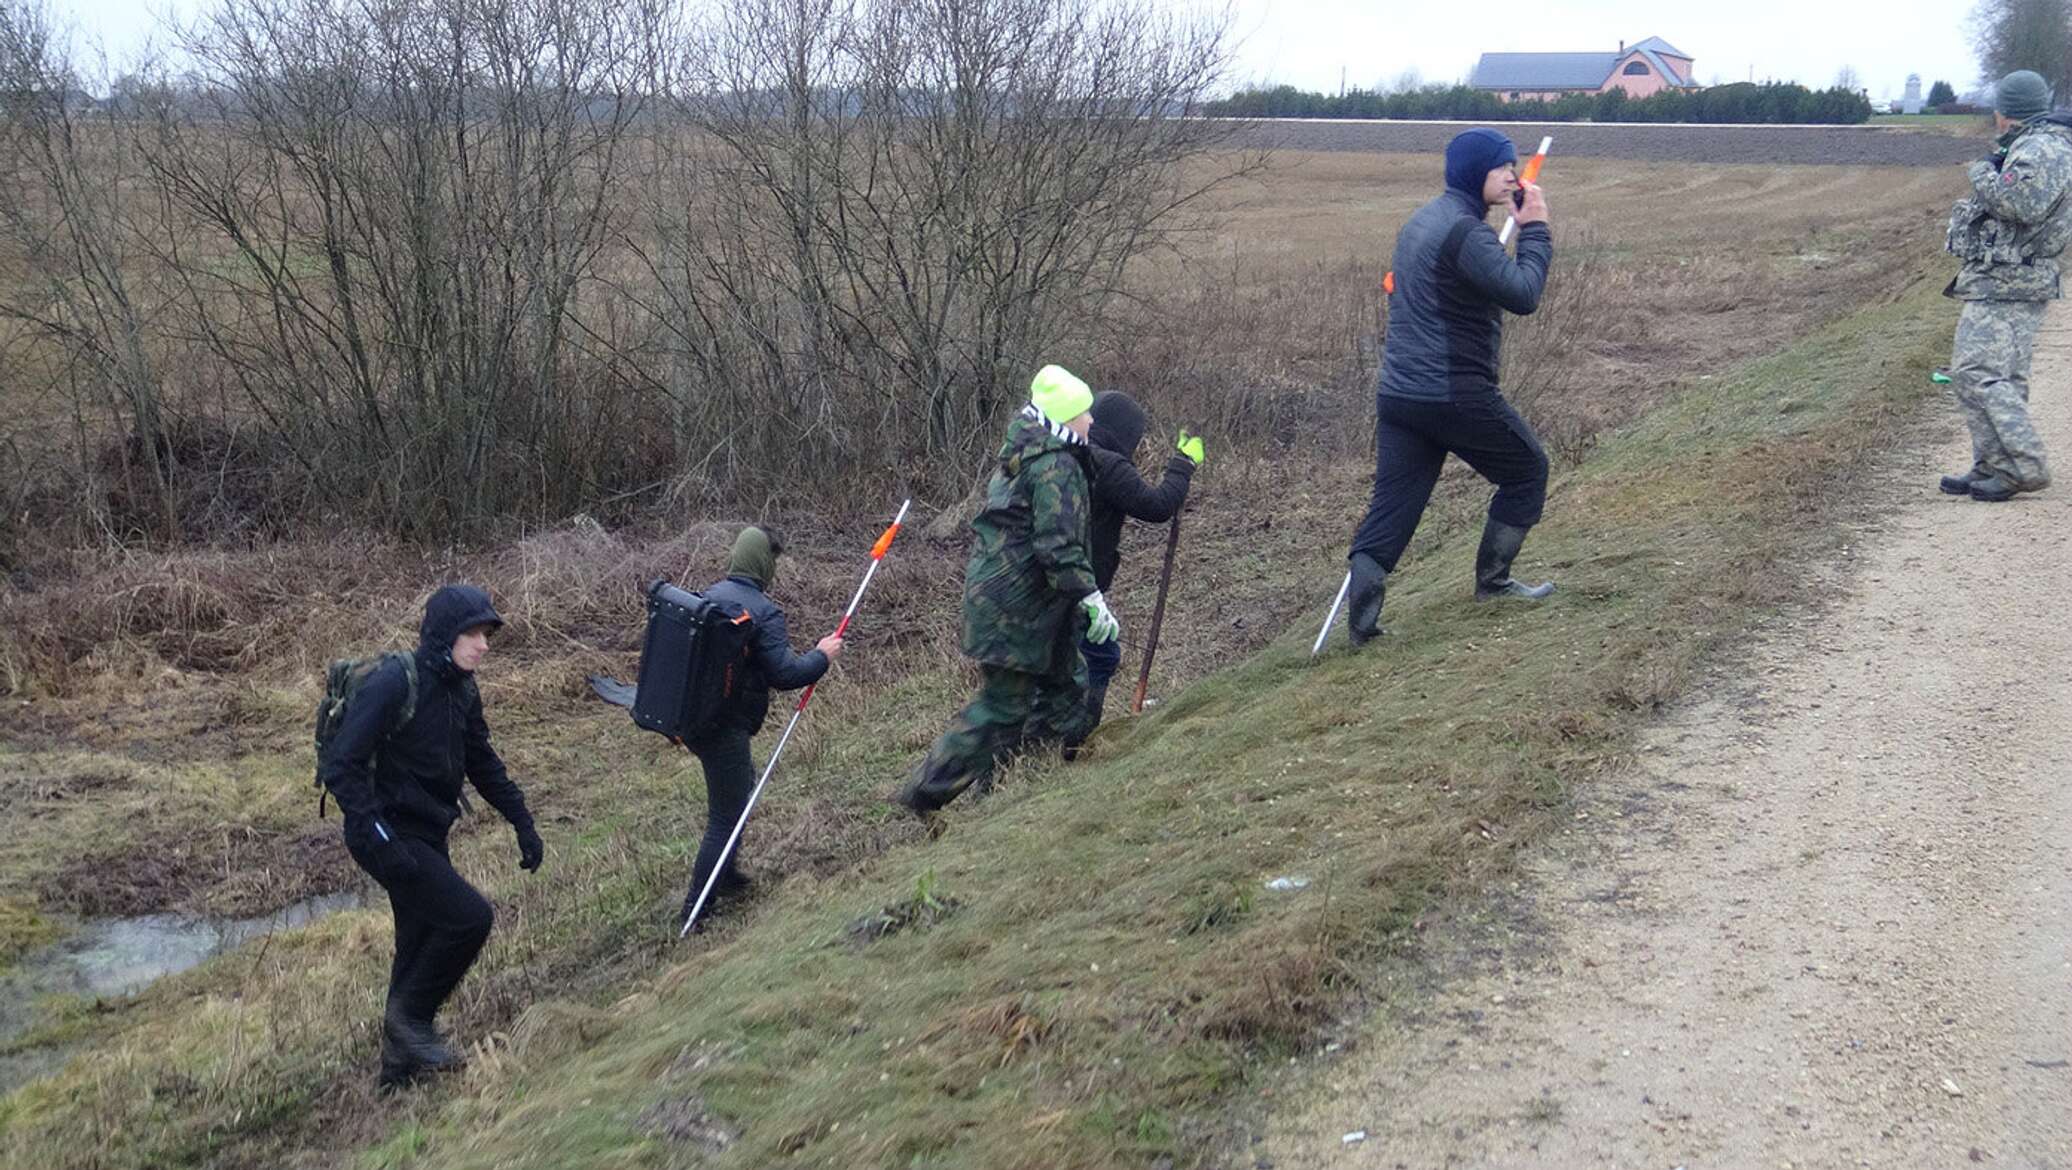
left=1021, top=402, right=1087, bottom=446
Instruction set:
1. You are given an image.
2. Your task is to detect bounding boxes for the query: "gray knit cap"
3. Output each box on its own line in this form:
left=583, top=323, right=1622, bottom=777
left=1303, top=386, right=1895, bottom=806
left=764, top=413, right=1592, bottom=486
left=1995, top=70, right=2052, bottom=119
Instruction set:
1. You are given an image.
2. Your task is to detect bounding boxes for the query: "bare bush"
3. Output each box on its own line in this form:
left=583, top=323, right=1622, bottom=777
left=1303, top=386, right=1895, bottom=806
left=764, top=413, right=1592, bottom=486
left=629, top=0, right=1256, bottom=500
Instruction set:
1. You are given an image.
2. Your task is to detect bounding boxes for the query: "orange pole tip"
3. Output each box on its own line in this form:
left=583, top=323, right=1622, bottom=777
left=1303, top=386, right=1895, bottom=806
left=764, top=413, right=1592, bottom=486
left=1382, top=271, right=1395, bottom=295
left=870, top=522, right=902, bottom=560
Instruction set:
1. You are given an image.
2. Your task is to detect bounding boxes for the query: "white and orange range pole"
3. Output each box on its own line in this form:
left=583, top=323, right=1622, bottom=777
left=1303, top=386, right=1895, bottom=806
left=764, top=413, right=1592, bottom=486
left=1497, top=135, right=1552, bottom=245
left=1315, top=136, right=1551, bottom=658
left=680, top=499, right=910, bottom=937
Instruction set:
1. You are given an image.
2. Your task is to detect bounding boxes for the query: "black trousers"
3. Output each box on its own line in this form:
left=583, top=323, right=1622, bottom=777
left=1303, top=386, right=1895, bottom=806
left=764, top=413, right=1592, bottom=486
left=685, top=729, right=755, bottom=912
left=1350, top=394, right=1549, bottom=571
left=350, top=834, right=494, bottom=1024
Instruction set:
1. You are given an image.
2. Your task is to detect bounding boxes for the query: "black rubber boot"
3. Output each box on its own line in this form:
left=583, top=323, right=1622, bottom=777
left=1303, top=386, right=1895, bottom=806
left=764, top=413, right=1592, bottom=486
left=383, top=1000, right=459, bottom=1074
left=1062, top=681, right=1111, bottom=761
left=378, top=1024, right=420, bottom=1092
left=1346, top=553, right=1387, bottom=645
left=1474, top=520, right=1555, bottom=601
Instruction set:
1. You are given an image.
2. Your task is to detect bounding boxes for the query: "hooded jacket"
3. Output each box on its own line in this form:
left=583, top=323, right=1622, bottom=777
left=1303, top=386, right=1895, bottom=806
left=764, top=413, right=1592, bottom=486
left=1086, top=391, right=1193, bottom=593
left=701, top=572, right=829, bottom=736
left=961, top=407, right=1098, bottom=673
left=318, top=584, right=535, bottom=846
left=1949, top=114, right=2072, bottom=302
left=1379, top=187, right=1552, bottom=402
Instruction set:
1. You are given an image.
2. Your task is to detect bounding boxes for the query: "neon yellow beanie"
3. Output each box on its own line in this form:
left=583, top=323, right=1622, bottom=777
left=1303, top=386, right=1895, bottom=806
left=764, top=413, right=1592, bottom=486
left=1029, top=365, right=1094, bottom=426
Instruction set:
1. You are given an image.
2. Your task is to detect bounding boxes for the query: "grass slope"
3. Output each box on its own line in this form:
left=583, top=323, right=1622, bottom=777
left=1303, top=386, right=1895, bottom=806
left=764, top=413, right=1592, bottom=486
left=0, top=270, right=1953, bottom=1169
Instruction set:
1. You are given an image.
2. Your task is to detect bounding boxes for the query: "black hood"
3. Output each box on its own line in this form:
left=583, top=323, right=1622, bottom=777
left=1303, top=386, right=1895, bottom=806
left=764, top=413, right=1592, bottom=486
left=417, top=583, right=503, bottom=674
left=1088, top=390, right=1147, bottom=456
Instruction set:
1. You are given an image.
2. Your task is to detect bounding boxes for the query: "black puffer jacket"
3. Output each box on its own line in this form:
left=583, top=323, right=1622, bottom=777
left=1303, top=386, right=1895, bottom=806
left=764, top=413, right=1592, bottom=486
left=1378, top=187, right=1552, bottom=403
left=318, top=585, right=535, bottom=846
left=1086, top=391, right=1194, bottom=592
left=702, top=574, right=830, bottom=735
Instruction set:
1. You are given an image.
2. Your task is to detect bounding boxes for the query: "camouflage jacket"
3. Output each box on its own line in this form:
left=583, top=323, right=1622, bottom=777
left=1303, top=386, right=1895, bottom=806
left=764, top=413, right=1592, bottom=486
left=960, top=407, right=1098, bottom=673
left=1949, top=115, right=2072, bottom=301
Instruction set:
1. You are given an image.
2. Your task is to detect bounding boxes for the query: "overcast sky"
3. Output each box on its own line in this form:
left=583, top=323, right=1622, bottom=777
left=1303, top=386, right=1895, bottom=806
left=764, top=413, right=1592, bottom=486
left=1223, top=0, right=1984, bottom=100
left=50, top=0, right=1986, bottom=103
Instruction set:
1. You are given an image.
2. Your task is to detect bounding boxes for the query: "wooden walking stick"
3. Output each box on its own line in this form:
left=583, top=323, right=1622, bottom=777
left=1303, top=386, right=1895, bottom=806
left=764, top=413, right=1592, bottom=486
left=1131, top=514, right=1182, bottom=714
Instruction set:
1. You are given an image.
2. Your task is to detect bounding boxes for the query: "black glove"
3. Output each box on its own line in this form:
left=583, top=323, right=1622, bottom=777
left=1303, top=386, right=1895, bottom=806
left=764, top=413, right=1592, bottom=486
left=1986, top=149, right=2009, bottom=171
left=515, top=822, right=544, bottom=872
left=347, top=816, right=420, bottom=884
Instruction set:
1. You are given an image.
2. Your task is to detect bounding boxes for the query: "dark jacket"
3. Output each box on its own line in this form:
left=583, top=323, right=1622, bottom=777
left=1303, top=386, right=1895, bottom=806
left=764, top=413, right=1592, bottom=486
left=701, top=573, right=830, bottom=735
left=1379, top=188, right=1553, bottom=403
left=318, top=585, right=534, bottom=847
left=1087, top=391, right=1193, bottom=592
left=962, top=407, right=1098, bottom=674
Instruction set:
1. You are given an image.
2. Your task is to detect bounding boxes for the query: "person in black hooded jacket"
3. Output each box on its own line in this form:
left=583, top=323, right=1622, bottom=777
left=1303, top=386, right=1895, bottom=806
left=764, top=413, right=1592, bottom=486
left=317, top=583, right=542, bottom=1090
left=681, top=526, right=842, bottom=928
left=1075, top=390, right=1199, bottom=739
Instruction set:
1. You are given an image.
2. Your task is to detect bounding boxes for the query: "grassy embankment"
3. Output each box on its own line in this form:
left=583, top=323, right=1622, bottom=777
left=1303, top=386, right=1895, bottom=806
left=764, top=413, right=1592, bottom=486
left=0, top=151, right=1962, bottom=1166
left=1, top=278, right=1956, bottom=1169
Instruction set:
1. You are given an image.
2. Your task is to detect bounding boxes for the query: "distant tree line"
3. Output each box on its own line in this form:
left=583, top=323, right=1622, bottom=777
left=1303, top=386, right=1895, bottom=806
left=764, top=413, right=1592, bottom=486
left=1208, top=81, right=1875, bottom=125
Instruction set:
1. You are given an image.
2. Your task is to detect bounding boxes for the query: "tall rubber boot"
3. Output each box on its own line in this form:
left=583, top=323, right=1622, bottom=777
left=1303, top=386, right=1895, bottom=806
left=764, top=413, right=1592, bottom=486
left=383, top=999, right=460, bottom=1074
left=378, top=1022, right=419, bottom=1092
left=1346, top=552, right=1387, bottom=645
left=1474, top=519, right=1555, bottom=601
left=1062, top=680, right=1110, bottom=762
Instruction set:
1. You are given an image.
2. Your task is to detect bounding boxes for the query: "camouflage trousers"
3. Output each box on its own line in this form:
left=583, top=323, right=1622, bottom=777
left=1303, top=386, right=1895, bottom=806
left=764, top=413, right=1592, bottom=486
left=904, top=657, right=1089, bottom=812
left=1951, top=299, right=2054, bottom=490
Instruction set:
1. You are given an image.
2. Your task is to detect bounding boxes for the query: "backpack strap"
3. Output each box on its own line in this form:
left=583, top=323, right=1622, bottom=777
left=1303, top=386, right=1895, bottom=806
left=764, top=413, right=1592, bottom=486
left=316, top=652, right=419, bottom=819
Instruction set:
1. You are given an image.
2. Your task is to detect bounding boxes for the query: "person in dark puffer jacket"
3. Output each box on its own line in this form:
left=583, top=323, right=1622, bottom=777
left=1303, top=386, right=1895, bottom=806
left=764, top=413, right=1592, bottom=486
left=1342, top=127, right=1556, bottom=645
left=681, top=526, right=843, bottom=928
left=317, top=584, right=542, bottom=1091
left=1073, top=390, right=1199, bottom=741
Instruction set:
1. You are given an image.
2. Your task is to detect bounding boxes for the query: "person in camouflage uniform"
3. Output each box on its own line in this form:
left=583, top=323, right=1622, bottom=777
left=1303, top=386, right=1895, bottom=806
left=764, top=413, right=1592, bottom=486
left=896, top=365, right=1120, bottom=816
left=1942, top=69, right=2072, bottom=502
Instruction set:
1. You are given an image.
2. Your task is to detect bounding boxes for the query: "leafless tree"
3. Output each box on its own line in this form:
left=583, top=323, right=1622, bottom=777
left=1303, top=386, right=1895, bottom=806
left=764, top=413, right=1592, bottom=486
left=145, top=0, right=667, bottom=534
left=0, top=0, right=179, bottom=540
left=633, top=0, right=1260, bottom=502
left=1970, top=0, right=2072, bottom=94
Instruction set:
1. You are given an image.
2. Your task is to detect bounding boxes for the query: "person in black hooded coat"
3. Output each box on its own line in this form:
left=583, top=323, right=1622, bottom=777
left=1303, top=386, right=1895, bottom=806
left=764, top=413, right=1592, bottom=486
left=1075, top=390, right=1198, bottom=738
left=318, top=583, right=542, bottom=1090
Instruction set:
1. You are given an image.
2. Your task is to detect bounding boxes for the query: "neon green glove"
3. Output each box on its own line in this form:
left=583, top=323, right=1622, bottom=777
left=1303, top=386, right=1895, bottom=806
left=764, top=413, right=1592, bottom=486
left=1176, top=429, right=1205, bottom=466
left=1081, top=590, right=1120, bottom=644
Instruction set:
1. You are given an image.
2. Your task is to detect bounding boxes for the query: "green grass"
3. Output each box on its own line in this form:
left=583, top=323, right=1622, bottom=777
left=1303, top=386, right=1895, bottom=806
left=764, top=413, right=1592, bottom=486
left=0, top=272, right=1955, bottom=1168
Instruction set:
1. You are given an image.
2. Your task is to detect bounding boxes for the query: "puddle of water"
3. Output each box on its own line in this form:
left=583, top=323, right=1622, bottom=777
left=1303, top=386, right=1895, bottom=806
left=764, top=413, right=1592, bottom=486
left=40, top=892, right=364, bottom=998
left=0, top=891, right=366, bottom=1093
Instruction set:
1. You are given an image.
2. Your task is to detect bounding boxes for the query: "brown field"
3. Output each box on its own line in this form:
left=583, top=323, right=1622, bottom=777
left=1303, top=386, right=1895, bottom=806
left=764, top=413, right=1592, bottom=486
left=1235, top=117, right=1991, bottom=164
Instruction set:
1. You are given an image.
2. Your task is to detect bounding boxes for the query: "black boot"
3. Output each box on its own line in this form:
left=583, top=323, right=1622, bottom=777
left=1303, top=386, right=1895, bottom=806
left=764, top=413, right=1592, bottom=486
left=1940, top=470, right=1984, bottom=495
left=378, top=1024, right=420, bottom=1092
left=1474, top=520, right=1554, bottom=601
left=1345, top=553, right=1387, bottom=645
left=1968, top=475, right=2017, bottom=502
left=383, top=999, right=459, bottom=1075
left=1063, top=681, right=1111, bottom=761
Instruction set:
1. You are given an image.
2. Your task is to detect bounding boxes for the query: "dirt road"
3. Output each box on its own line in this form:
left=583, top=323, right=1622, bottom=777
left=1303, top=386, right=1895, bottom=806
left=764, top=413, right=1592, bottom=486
left=1265, top=316, right=2072, bottom=1169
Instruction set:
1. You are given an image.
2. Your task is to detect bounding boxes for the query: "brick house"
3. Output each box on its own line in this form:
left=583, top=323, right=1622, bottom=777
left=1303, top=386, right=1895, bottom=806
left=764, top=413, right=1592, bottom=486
left=1469, top=36, right=1699, bottom=103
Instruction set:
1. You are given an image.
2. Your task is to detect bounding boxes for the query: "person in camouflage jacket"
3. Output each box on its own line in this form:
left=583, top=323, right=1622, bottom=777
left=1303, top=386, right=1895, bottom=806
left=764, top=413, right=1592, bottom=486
left=1941, top=70, right=2072, bottom=501
left=897, top=366, right=1118, bottom=815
